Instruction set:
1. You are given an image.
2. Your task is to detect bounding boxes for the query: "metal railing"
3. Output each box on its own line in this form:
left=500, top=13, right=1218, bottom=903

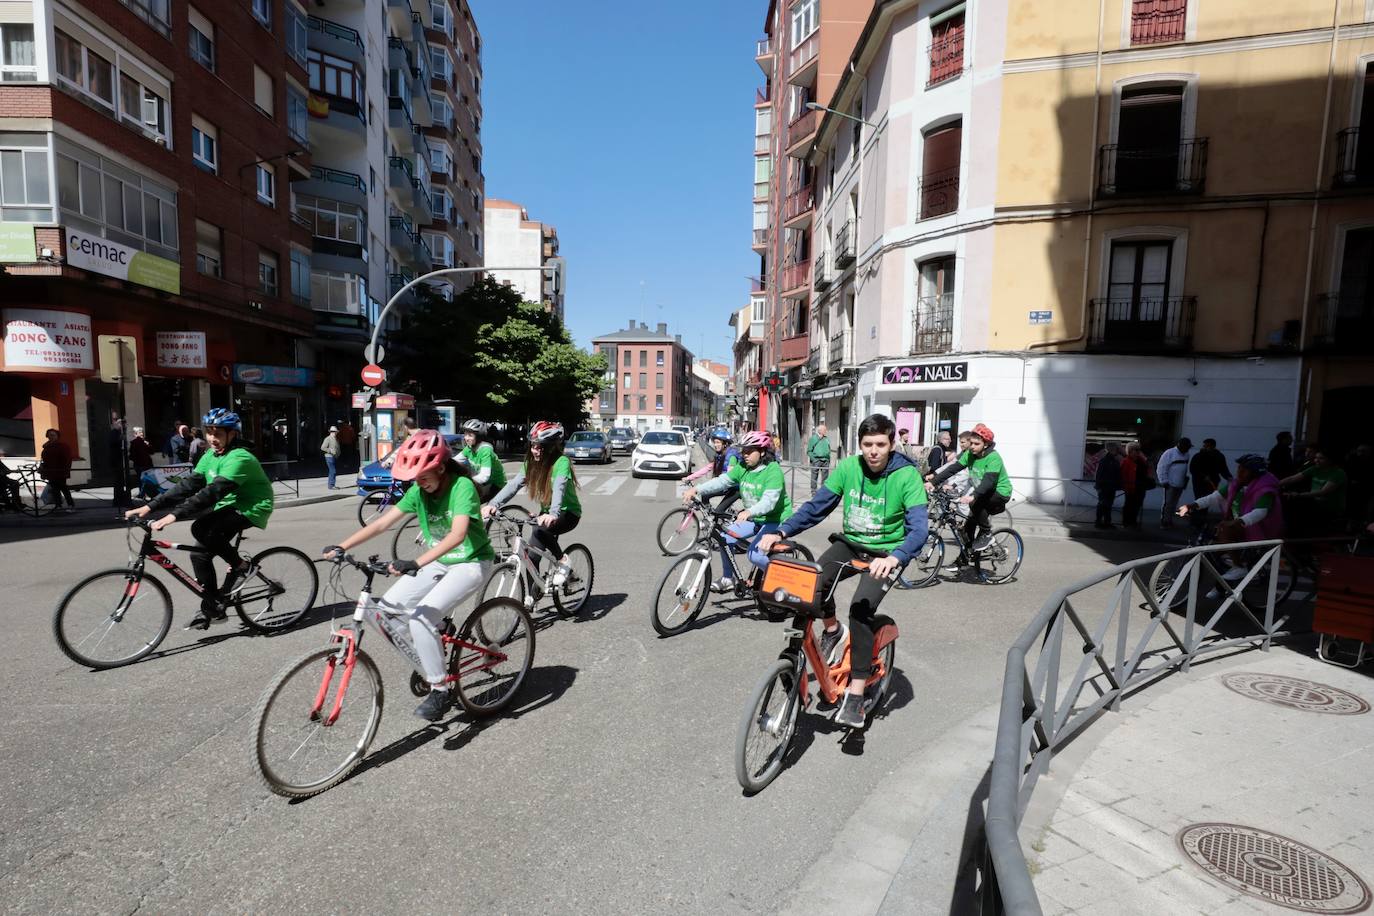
left=828, top=329, right=852, bottom=367
left=756, top=37, right=772, bottom=58
left=813, top=258, right=831, bottom=291
left=781, top=260, right=811, bottom=296
left=261, top=461, right=301, bottom=499
left=919, top=167, right=960, bottom=219
left=834, top=220, right=855, bottom=266
left=1311, top=292, right=1374, bottom=351
left=309, top=165, right=367, bottom=194
left=912, top=294, right=954, bottom=354
left=784, top=184, right=814, bottom=222
left=787, top=107, right=819, bottom=146
left=927, top=18, right=965, bottom=86
left=1098, top=138, right=1208, bottom=196
left=983, top=540, right=1294, bottom=913
left=309, top=15, right=364, bottom=50
left=1334, top=127, right=1365, bottom=186
left=1087, top=296, right=1196, bottom=351
left=752, top=227, right=768, bottom=248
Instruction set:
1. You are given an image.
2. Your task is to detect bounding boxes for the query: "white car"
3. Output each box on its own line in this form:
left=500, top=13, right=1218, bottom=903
left=632, top=431, right=692, bottom=479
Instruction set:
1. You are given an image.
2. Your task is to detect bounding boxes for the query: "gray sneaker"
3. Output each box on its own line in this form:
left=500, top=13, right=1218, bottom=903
left=834, top=693, right=866, bottom=729
left=414, top=688, right=451, bottom=722
left=818, top=623, right=848, bottom=667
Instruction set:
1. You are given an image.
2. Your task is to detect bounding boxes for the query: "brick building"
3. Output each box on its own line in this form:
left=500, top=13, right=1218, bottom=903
left=590, top=321, right=694, bottom=432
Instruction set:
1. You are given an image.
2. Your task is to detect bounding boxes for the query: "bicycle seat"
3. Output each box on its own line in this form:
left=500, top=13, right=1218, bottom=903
left=827, top=532, right=890, bottom=559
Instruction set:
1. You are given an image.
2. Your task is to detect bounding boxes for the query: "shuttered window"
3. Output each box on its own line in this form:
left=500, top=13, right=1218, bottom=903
left=919, top=122, right=961, bottom=219
left=928, top=9, right=964, bottom=87
left=1130, top=0, right=1187, bottom=45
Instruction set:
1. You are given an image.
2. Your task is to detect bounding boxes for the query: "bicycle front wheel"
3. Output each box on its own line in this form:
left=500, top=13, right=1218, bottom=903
left=735, top=657, right=802, bottom=793
left=357, top=491, right=390, bottom=526
left=453, top=598, right=535, bottom=717
left=53, top=569, right=172, bottom=669
left=391, top=516, right=426, bottom=563
left=236, top=547, right=319, bottom=633
left=552, top=544, right=594, bottom=617
left=895, top=533, right=944, bottom=590
left=650, top=552, right=711, bottom=636
left=485, top=506, right=531, bottom=559
left=980, top=528, right=1024, bottom=584
left=655, top=507, right=703, bottom=556
left=252, top=645, right=384, bottom=799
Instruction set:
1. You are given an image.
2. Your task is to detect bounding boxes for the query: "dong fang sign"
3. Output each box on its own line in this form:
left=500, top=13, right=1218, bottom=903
left=2, top=308, right=94, bottom=372
left=880, top=361, right=968, bottom=385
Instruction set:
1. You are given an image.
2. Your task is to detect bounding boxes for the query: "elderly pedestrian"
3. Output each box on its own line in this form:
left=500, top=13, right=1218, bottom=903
left=1094, top=442, right=1123, bottom=529
left=1156, top=437, right=1193, bottom=528
left=320, top=426, right=341, bottom=490
left=164, top=422, right=190, bottom=464
left=807, top=423, right=831, bottom=493
left=1119, top=442, right=1154, bottom=529
left=40, top=428, right=76, bottom=512
left=129, top=427, right=154, bottom=473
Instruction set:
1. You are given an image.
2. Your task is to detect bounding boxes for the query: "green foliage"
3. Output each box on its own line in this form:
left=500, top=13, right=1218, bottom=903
left=388, top=277, right=606, bottom=428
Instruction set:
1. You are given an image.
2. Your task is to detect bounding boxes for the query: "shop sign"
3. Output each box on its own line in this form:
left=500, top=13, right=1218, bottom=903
left=0, top=223, right=36, bottom=263
left=375, top=393, right=415, bottom=409
left=2, top=308, right=93, bottom=371
left=232, top=363, right=313, bottom=387
left=156, top=332, right=207, bottom=369
left=880, top=361, right=969, bottom=385
left=64, top=227, right=181, bottom=295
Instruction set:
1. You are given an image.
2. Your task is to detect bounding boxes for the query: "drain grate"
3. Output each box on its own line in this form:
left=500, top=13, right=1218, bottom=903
left=1177, top=823, right=1371, bottom=913
left=1220, top=672, right=1370, bottom=715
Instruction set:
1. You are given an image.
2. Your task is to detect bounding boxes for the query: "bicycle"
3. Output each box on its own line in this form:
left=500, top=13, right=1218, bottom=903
left=1149, top=514, right=1301, bottom=612
left=392, top=503, right=531, bottom=563
left=896, top=489, right=1023, bottom=588
left=648, top=507, right=814, bottom=636
left=654, top=493, right=742, bottom=556
left=2, top=464, right=58, bottom=518
left=476, top=508, right=595, bottom=619
left=357, top=478, right=408, bottom=526
left=250, top=554, right=534, bottom=798
left=735, top=534, right=900, bottom=793
left=53, top=518, right=319, bottom=669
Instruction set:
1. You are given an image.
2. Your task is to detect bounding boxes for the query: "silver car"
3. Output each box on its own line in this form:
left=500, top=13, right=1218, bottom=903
left=567, top=431, right=612, bottom=464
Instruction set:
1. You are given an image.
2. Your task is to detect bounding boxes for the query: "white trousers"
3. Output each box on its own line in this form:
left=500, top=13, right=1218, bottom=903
left=381, top=560, right=490, bottom=685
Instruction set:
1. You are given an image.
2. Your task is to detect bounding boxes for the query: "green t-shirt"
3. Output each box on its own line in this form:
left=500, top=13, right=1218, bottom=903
left=522, top=455, right=581, bottom=516
left=823, top=456, right=927, bottom=552
left=462, top=442, right=506, bottom=492
left=395, top=475, right=494, bottom=564
left=1228, top=485, right=1274, bottom=519
left=726, top=460, right=792, bottom=524
left=194, top=447, right=273, bottom=528
left=960, top=448, right=1013, bottom=497
left=1301, top=465, right=1347, bottom=516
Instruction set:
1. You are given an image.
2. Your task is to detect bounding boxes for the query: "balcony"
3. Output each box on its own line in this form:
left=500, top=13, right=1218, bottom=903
left=755, top=87, right=770, bottom=107
left=755, top=132, right=771, bottom=154
left=301, top=166, right=368, bottom=208
left=828, top=329, right=853, bottom=368
left=1311, top=293, right=1374, bottom=351
left=1098, top=138, right=1208, bottom=196
left=788, top=31, right=818, bottom=84
left=1335, top=127, right=1369, bottom=187
left=927, top=18, right=964, bottom=87
left=834, top=219, right=855, bottom=267
left=781, top=260, right=811, bottom=298
left=308, top=15, right=364, bottom=66
left=780, top=333, right=810, bottom=367
left=912, top=294, right=954, bottom=354
left=918, top=167, right=960, bottom=220
left=314, top=310, right=370, bottom=342
left=755, top=37, right=772, bottom=74
left=783, top=184, right=814, bottom=225
left=787, top=107, right=819, bottom=152
left=813, top=258, right=831, bottom=292
left=806, top=347, right=821, bottom=377
left=1130, top=0, right=1188, bottom=45
left=752, top=227, right=768, bottom=250
left=387, top=98, right=419, bottom=153
left=1086, top=296, right=1196, bottom=352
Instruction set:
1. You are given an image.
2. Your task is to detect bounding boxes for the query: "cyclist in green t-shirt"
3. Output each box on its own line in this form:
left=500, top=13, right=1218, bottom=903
left=758, top=413, right=929, bottom=729
left=683, top=430, right=792, bottom=592
left=323, top=430, right=494, bottom=721
left=484, top=421, right=581, bottom=586
left=457, top=418, right=506, bottom=501
left=128, top=408, right=275, bottom=630
left=1278, top=447, right=1348, bottom=535
left=929, top=422, right=1011, bottom=552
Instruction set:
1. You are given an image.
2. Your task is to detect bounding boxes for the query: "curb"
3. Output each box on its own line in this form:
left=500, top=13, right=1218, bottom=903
left=0, top=491, right=352, bottom=531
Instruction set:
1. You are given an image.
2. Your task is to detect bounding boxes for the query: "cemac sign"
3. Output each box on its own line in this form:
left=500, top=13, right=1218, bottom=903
left=2, top=308, right=94, bottom=372
left=65, top=227, right=180, bottom=295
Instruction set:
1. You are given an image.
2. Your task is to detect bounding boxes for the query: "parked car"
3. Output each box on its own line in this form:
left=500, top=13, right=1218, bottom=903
left=632, top=430, right=692, bottom=479
left=567, top=430, right=612, bottom=464
left=607, top=427, right=640, bottom=454
left=355, top=434, right=463, bottom=494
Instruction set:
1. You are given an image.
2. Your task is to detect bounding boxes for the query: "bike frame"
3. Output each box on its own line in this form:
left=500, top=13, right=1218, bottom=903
left=129, top=525, right=238, bottom=597
left=783, top=615, right=899, bottom=707
left=488, top=513, right=569, bottom=607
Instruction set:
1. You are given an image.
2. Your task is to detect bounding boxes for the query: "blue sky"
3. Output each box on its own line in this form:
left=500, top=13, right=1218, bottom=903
left=474, top=0, right=763, bottom=366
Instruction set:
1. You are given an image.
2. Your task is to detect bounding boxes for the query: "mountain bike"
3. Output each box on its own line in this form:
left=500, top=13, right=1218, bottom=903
left=735, top=534, right=900, bottom=793
left=357, top=479, right=408, bottom=526
left=648, top=507, right=813, bottom=637
left=1, top=463, right=57, bottom=517
left=896, top=490, right=1023, bottom=587
left=392, top=504, right=531, bottom=563
left=53, top=518, right=318, bottom=669
left=251, top=554, right=534, bottom=798
left=476, top=509, right=594, bottom=619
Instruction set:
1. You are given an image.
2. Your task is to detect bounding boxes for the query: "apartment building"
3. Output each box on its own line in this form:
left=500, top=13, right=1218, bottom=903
left=729, top=300, right=764, bottom=425
left=0, top=0, right=314, bottom=474
left=483, top=198, right=563, bottom=319
left=590, top=321, right=695, bottom=432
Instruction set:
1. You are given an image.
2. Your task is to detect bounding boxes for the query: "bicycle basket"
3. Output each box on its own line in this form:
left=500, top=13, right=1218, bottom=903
left=758, top=557, right=826, bottom=617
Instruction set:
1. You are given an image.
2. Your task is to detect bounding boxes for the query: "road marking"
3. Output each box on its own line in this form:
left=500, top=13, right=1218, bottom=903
left=635, top=479, right=660, bottom=499
left=591, top=476, right=626, bottom=496
left=577, top=474, right=600, bottom=488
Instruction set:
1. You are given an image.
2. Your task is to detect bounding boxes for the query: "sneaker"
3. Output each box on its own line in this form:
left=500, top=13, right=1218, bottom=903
left=818, top=623, right=848, bottom=667
left=184, top=611, right=212, bottom=630
left=221, top=563, right=255, bottom=598
left=834, top=693, right=866, bottom=729
left=550, top=559, right=571, bottom=588
left=1221, top=565, right=1249, bottom=583
left=710, top=576, right=735, bottom=594
left=971, top=534, right=993, bottom=553
left=413, top=688, right=451, bottom=722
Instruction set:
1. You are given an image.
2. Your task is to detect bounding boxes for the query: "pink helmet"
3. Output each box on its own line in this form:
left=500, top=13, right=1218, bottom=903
left=739, top=430, right=773, bottom=450
left=529, top=421, right=565, bottom=444
left=391, top=429, right=451, bottom=481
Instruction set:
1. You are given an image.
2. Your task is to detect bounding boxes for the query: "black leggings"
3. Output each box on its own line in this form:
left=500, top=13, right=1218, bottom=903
left=964, top=491, right=1009, bottom=542
left=815, top=539, right=898, bottom=680
left=530, top=512, right=580, bottom=564
left=190, top=507, right=252, bottom=611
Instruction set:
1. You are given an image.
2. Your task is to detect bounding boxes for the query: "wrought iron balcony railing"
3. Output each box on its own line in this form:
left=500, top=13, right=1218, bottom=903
left=1098, top=138, right=1208, bottom=196
left=1087, top=296, right=1196, bottom=351
left=911, top=294, right=954, bottom=354
left=918, top=167, right=960, bottom=220
left=834, top=219, right=855, bottom=266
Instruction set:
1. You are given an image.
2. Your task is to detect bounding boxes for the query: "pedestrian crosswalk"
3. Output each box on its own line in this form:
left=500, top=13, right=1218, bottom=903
left=570, top=472, right=684, bottom=502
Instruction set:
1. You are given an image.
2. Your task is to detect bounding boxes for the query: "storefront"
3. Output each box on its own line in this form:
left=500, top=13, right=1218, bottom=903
left=1, top=307, right=95, bottom=469
left=233, top=364, right=315, bottom=463
left=869, top=359, right=976, bottom=453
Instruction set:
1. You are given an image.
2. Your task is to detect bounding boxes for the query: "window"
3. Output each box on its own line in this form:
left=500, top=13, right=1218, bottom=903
left=754, top=155, right=771, bottom=200
left=287, top=86, right=308, bottom=143
left=655, top=372, right=664, bottom=389
left=290, top=248, right=310, bottom=305
left=424, top=232, right=454, bottom=266
left=118, top=0, right=170, bottom=35
left=623, top=372, right=631, bottom=388
left=639, top=350, right=647, bottom=367
left=286, top=2, right=308, bottom=66
left=638, top=395, right=647, bottom=412
left=195, top=220, right=221, bottom=277
left=431, top=95, right=452, bottom=129
left=1104, top=240, right=1172, bottom=335
left=790, top=0, right=818, bottom=46
left=639, top=372, right=647, bottom=388
left=252, top=0, right=272, bottom=30
left=1084, top=397, right=1182, bottom=472
left=914, top=256, right=956, bottom=353
left=928, top=8, right=965, bottom=87
left=311, top=270, right=365, bottom=312
left=307, top=50, right=363, bottom=113
left=253, top=65, right=275, bottom=116
left=655, top=395, right=664, bottom=411
left=0, top=143, right=52, bottom=221
left=919, top=121, right=961, bottom=219
left=0, top=24, right=37, bottom=82
left=55, top=30, right=112, bottom=109
left=623, top=350, right=631, bottom=367
left=55, top=30, right=170, bottom=145
left=256, top=163, right=275, bottom=206
left=1131, top=0, right=1187, bottom=45
left=1112, top=84, right=1186, bottom=193
left=430, top=44, right=452, bottom=84
left=431, top=0, right=452, bottom=38
left=258, top=250, right=279, bottom=296
left=623, top=394, right=631, bottom=411
left=188, top=10, right=215, bottom=71
left=56, top=142, right=178, bottom=256
left=192, top=116, right=217, bottom=173
left=430, top=188, right=452, bottom=219
left=656, top=350, right=664, bottom=366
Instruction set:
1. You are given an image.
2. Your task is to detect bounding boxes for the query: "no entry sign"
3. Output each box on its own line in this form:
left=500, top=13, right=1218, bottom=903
left=360, top=363, right=385, bottom=386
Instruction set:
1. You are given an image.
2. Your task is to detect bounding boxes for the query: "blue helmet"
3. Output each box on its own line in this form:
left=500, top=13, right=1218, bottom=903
left=1235, top=453, right=1267, bottom=474
left=709, top=426, right=733, bottom=442
left=203, top=408, right=241, bottom=431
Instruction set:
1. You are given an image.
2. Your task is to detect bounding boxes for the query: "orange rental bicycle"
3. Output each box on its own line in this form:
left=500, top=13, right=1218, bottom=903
left=735, top=534, right=900, bottom=793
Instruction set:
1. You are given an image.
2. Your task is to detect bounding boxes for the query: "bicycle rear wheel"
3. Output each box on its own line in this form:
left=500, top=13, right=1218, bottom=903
left=552, top=544, right=594, bottom=617
left=895, top=533, right=944, bottom=590
left=979, top=528, right=1024, bottom=584
left=236, top=547, right=319, bottom=633
left=655, top=507, right=703, bottom=556
left=735, top=657, right=802, bottom=793
left=53, top=569, right=172, bottom=669
left=1150, top=554, right=1195, bottom=611
left=453, top=598, right=534, bottom=717
left=391, top=516, right=426, bottom=563
left=357, top=491, right=390, bottom=526
left=1239, top=547, right=1298, bottom=610
left=485, top=506, right=531, bottom=559
left=252, top=645, right=383, bottom=799
left=650, top=552, right=711, bottom=636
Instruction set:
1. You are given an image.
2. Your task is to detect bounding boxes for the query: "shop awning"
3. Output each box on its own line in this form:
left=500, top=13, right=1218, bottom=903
left=807, top=382, right=854, bottom=401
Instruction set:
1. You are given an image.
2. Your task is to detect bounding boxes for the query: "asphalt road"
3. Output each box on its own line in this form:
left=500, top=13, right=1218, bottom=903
left=0, top=457, right=1158, bottom=914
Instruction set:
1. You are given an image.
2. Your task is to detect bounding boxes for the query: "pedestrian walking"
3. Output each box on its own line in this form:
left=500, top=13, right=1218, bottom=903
left=1189, top=438, right=1232, bottom=499
left=1119, top=441, right=1153, bottom=529
left=188, top=427, right=208, bottom=464
left=40, top=428, right=76, bottom=512
left=1268, top=431, right=1297, bottom=480
left=163, top=422, right=190, bottom=464
left=1094, top=442, right=1123, bottom=528
left=108, top=415, right=131, bottom=509
left=320, top=426, right=341, bottom=490
left=129, top=427, right=154, bottom=473
left=806, top=423, right=831, bottom=493
left=1155, top=437, right=1193, bottom=527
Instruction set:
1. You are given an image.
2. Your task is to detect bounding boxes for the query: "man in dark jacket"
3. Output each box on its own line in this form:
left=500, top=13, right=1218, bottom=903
left=1268, top=431, right=1296, bottom=481
left=1094, top=442, right=1123, bottom=528
left=1189, top=438, right=1232, bottom=499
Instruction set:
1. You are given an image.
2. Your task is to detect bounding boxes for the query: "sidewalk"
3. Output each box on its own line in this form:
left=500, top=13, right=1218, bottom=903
left=1026, top=645, right=1374, bottom=914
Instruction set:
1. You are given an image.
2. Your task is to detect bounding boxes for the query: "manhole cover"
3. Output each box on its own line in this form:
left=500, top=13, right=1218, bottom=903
left=1177, top=823, right=1371, bottom=913
left=1220, top=672, right=1370, bottom=715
